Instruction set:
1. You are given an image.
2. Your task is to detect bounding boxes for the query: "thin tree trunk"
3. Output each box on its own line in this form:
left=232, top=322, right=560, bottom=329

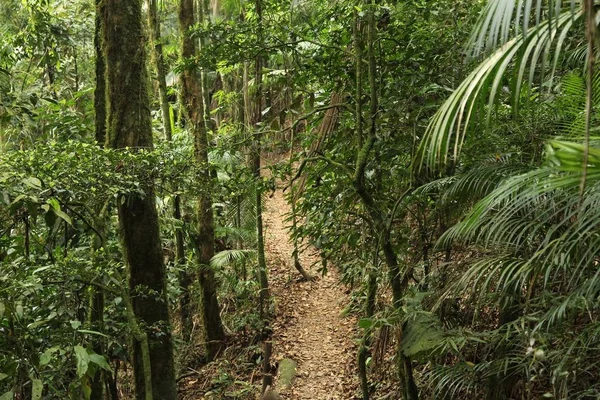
left=89, top=207, right=108, bottom=400
left=288, top=126, right=311, bottom=281
left=146, top=0, right=173, bottom=141
left=358, top=239, right=378, bottom=400
left=102, top=0, right=177, bottom=398
left=284, top=38, right=311, bottom=281
left=175, top=194, right=192, bottom=339
left=351, top=2, right=418, bottom=399
left=179, top=0, right=225, bottom=360
left=253, top=0, right=271, bottom=321
left=90, top=3, right=107, bottom=397
left=200, top=0, right=217, bottom=135
left=145, top=0, right=189, bottom=341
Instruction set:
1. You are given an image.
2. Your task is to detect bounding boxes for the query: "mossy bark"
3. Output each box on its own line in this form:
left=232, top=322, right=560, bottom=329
left=93, top=0, right=106, bottom=147
left=101, top=0, right=177, bottom=398
left=179, top=0, right=225, bottom=360
left=146, top=0, right=173, bottom=141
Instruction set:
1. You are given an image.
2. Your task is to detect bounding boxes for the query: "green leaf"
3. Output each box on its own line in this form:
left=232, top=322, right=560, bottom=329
left=0, top=303, right=4, bottom=319
left=77, top=329, right=110, bottom=338
left=31, top=379, right=42, bottom=400
left=47, top=198, right=60, bottom=210
left=82, top=378, right=91, bottom=399
left=74, top=345, right=90, bottom=378
left=0, top=374, right=7, bottom=381
left=0, top=392, right=13, bottom=400
left=358, top=318, right=373, bottom=330
left=89, top=354, right=112, bottom=373
left=70, top=320, right=82, bottom=329
left=401, top=313, right=445, bottom=358
left=10, top=194, right=26, bottom=207
left=27, top=319, right=48, bottom=329
left=22, top=177, right=41, bottom=189
left=54, top=209, right=72, bottom=225
left=40, top=347, right=58, bottom=366
left=46, top=199, right=72, bottom=225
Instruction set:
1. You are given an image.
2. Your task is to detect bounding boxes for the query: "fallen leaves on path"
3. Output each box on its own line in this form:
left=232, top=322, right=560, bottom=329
left=264, top=175, right=360, bottom=400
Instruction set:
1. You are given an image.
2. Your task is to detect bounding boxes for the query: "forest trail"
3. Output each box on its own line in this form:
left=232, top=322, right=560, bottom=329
left=263, top=159, right=359, bottom=399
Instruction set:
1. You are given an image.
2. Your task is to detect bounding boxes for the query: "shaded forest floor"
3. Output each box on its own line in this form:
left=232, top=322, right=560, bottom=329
left=264, top=163, right=359, bottom=399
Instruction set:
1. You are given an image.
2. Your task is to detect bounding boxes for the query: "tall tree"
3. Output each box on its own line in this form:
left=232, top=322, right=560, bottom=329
left=252, top=0, right=271, bottom=321
left=146, top=0, right=173, bottom=141
left=101, top=0, right=177, bottom=398
left=144, top=0, right=188, bottom=339
left=179, top=0, right=226, bottom=360
left=90, top=2, right=106, bottom=399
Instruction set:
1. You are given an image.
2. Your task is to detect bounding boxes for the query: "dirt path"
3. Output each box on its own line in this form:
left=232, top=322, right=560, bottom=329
left=263, top=173, right=359, bottom=400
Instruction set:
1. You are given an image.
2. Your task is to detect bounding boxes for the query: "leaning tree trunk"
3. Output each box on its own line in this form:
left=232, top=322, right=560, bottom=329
left=282, top=34, right=312, bottom=281
left=352, top=2, right=418, bottom=399
left=101, top=0, right=177, bottom=398
left=179, top=0, right=226, bottom=360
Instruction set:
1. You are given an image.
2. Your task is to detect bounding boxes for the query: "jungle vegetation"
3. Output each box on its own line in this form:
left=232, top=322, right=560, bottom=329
left=1, top=0, right=600, bottom=399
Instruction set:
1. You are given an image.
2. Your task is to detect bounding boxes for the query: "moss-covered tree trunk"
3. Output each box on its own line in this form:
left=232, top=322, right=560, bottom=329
left=94, top=0, right=106, bottom=148
left=179, top=0, right=225, bottom=360
left=101, top=0, right=177, bottom=398
left=146, top=0, right=173, bottom=141
left=145, top=0, right=189, bottom=341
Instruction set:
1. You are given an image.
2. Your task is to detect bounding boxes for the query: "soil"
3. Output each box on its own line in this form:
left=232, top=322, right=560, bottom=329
left=263, top=166, right=360, bottom=399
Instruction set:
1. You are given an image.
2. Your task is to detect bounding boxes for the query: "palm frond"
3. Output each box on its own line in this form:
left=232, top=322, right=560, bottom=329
left=210, top=249, right=257, bottom=268
left=468, top=0, right=581, bottom=57
left=438, top=140, right=600, bottom=329
left=415, top=9, right=581, bottom=173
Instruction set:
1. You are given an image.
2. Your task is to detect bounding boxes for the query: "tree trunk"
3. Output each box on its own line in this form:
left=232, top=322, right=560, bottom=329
left=253, top=0, right=271, bottom=321
left=288, top=125, right=311, bottom=281
left=284, top=36, right=311, bottom=281
left=145, top=0, right=189, bottom=340
left=351, top=2, right=418, bottom=398
left=94, top=0, right=106, bottom=147
left=175, top=194, right=192, bottom=339
left=101, top=0, right=177, bottom=398
left=89, top=211, right=107, bottom=400
left=179, top=0, right=225, bottom=360
left=146, top=0, right=173, bottom=141
left=90, top=3, right=106, bottom=397
left=358, top=237, right=378, bottom=400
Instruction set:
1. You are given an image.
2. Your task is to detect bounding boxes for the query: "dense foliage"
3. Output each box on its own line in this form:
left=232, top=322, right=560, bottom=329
left=1, top=0, right=600, bottom=399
